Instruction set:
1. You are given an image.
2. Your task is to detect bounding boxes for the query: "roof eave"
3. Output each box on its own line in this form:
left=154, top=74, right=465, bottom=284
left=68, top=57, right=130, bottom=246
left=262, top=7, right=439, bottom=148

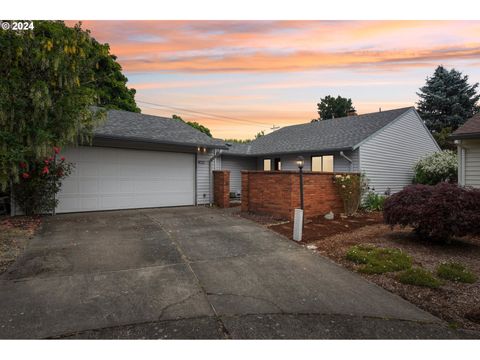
left=450, top=132, right=480, bottom=140
left=93, top=134, right=228, bottom=149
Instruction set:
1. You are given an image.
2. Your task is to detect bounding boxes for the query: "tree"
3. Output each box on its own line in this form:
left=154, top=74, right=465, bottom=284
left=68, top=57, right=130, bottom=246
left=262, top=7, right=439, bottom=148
left=0, top=21, right=109, bottom=189
left=413, top=150, right=457, bottom=185
left=314, top=95, right=356, bottom=121
left=417, top=66, right=480, bottom=143
left=254, top=130, right=265, bottom=139
left=172, top=115, right=212, bottom=137
left=224, top=138, right=251, bottom=144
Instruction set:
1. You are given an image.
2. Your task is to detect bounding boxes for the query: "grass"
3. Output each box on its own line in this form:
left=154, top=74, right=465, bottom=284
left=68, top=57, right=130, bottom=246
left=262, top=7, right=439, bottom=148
left=346, top=244, right=412, bottom=274
left=436, top=262, right=477, bottom=284
left=397, top=267, right=443, bottom=288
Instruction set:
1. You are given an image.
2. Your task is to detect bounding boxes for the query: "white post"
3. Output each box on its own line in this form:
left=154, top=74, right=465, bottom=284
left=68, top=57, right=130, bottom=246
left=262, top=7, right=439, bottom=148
left=293, top=208, right=303, bottom=241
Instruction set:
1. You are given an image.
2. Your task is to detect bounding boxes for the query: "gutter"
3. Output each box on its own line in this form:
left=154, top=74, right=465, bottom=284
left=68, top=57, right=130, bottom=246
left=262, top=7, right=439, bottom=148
left=339, top=151, right=353, bottom=172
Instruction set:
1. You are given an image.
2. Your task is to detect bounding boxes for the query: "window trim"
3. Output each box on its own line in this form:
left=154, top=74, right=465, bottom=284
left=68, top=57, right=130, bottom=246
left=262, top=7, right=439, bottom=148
left=311, top=154, right=334, bottom=172
left=263, top=158, right=272, bottom=171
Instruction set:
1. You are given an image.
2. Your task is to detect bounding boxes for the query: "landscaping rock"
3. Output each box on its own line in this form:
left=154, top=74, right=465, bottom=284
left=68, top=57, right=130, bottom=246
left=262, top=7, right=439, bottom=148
left=324, top=211, right=334, bottom=220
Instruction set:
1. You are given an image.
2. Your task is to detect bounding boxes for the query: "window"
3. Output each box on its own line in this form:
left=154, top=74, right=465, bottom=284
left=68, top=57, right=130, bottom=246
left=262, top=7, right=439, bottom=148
left=274, top=158, right=281, bottom=171
left=311, top=155, right=334, bottom=172
left=263, top=159, right=272, bottom=171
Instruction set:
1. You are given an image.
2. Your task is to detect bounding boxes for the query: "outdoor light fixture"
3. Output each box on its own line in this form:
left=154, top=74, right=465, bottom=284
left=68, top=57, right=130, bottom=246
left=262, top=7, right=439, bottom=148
left=296, top=156, right=305, bottom=169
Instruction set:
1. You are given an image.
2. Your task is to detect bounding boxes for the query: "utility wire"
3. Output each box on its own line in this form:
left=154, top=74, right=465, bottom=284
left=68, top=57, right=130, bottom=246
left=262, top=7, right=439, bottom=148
left=136, top=99, right=273, bottom=127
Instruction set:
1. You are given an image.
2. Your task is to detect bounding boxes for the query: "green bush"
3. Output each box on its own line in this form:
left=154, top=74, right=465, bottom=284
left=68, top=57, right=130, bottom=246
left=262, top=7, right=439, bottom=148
left=362, top=191, right=387, bottom=211
left=346, top=244, right=412, bottom=274
left=397, top=268, right=443, bottom=288
left=413, top=150, right=457, bottom=185
left=436, top=262, right=477, bottom=283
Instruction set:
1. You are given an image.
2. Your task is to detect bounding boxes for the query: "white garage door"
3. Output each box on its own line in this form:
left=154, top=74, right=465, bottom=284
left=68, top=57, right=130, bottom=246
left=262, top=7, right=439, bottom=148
left=57, top=146, right=195, bottom=213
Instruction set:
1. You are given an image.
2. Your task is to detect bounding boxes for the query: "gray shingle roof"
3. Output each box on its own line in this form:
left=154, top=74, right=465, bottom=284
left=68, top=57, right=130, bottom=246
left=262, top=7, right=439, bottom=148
left=93, top=109, right=227, bottom=149
left=225, top=107, right=414, bottom=156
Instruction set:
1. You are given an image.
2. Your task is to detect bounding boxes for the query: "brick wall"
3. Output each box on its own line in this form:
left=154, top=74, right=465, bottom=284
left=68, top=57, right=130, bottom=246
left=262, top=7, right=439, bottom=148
left=213, top=170, right=230, bottom=208
left=241, top=170, right=353, bottom=220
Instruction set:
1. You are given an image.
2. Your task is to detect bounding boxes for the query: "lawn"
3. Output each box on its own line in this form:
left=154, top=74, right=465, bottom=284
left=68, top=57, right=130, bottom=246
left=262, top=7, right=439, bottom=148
left=236, top=210, right=480, bottom=332
left=0, top=216, right=41, bottom=274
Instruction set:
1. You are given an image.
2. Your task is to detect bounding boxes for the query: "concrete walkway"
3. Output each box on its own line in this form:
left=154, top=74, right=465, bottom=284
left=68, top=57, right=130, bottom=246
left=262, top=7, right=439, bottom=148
left=0, top=207, right=476, bottom=339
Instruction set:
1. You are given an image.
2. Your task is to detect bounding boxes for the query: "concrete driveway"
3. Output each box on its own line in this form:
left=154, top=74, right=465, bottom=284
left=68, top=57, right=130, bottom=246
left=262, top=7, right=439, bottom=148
left=0, top=207, right=475, bottom=339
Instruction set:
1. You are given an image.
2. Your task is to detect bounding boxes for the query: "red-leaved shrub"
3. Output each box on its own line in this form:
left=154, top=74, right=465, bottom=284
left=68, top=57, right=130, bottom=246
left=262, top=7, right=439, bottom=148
left=383, top=183, right=480, bottom=241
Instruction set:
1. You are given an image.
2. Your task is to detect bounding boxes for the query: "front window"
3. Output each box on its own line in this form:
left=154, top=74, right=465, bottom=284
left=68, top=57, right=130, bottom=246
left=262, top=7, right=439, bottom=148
left=311, top=155, right=334, bottom=172
left=274, top=158, right=281, bottom=171
left=263, top=159, right=272, bottom=171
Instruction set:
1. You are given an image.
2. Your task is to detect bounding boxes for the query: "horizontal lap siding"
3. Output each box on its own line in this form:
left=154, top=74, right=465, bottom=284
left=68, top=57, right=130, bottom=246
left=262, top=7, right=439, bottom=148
left=221, top=156, right=257, bottom=194
left=465, top=140, right=480, bottom=188
left=359, top=110, right=439, bottom=194
left=196, top=151, right=216, bottom=205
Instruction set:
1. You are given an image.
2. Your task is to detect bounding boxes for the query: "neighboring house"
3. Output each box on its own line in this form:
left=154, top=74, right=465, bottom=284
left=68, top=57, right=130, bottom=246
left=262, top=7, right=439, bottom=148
left=221, top=107, right=440, bottom=195
left=451, top=113, right=480, bottom=188
left=45, top=110, right=227, bottom=214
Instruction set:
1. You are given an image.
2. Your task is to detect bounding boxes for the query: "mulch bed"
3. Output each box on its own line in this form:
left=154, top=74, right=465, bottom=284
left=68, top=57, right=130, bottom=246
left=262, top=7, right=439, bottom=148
left=235, top=210, right=480, bottom=332
left=0, top=216, right=42, bottom=274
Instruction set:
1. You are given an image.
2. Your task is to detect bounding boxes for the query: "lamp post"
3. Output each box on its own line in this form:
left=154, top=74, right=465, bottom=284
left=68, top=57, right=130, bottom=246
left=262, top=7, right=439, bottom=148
left=293, top=156, right=305, bottom=241
left=296, top=156, right=304, bottom=210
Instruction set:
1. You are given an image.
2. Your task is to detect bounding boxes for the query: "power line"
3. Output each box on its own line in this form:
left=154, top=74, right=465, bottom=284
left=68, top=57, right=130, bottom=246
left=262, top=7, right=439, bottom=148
left=136, top=99, right=273, bottom=127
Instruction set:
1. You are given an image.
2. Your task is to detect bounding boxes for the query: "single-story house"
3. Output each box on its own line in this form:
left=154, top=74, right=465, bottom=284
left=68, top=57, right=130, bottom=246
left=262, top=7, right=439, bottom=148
left=221, top=106, right=440, bottom=196
left=451, top=113, right=480, bottom=188
left=11, top=106, right=439, bottom=214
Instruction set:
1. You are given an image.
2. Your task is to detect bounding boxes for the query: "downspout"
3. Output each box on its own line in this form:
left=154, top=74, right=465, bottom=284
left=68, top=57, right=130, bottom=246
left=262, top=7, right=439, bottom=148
left=455, top=140, right=465, bottom=186
left=208, top=149, right=223, bottom=205
left=339, top=151, right=353, bottom=172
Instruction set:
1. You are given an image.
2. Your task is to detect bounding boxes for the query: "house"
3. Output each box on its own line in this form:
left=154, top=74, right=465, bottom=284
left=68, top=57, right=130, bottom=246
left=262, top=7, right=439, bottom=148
left=221, top=107, right=440, bottom=196
left=13, top=106, right=438, bottom=215
left=51, top=109, right=227, bottom=213
left=451, top=113, right=480, bottom=188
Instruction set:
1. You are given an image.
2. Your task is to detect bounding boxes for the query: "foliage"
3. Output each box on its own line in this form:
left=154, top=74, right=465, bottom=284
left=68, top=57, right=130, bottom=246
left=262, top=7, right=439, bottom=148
left=383, top=183, right=480, bottom=241
left=333, top=173, right=367, bottom=216
left=0, top=21, right=113, bottom=189
left=436, top=262, right=477, bottom=283
left=254, top=130, right=265, bottom=139
left=362, top=191, right=387, bottom=212
left=224, top=138, right=252, bottom=144
left=172, top=114, right=212, bottom=137
left=346, top=244, right=412, bottom=274
left=432, top=127, right=456, bottom=151
left=413, top=150, right=457, bottom=185
left=314, top=95, right=356, bottom=121
left=417, top=66, right=480, bottom=134
left=397, top=267, right=443, bottom=288
left=12, top=148, right=73, bottom=215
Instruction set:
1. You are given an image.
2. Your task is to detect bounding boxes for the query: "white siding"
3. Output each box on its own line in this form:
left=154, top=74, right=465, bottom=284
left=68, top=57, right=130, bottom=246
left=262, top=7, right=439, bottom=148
left=255, top=150, right=359, bottom=172
left=196, top=150, right=214, bottom=205
left=359, top=109, right=440, bottom=194
left=462, top=140, right=480, bottom=188
left=221, top=155, right=257, bottom=195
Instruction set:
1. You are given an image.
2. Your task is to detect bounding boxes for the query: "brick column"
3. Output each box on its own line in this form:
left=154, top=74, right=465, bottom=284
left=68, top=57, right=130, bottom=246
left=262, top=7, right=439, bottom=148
left=213, top=170, right=230, bottom=208
left=241, top=171, right=249, bottom=212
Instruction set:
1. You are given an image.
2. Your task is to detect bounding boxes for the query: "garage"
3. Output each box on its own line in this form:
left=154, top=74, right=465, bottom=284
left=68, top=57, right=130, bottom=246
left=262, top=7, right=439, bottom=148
left=56, top=146, right=196, bottom=213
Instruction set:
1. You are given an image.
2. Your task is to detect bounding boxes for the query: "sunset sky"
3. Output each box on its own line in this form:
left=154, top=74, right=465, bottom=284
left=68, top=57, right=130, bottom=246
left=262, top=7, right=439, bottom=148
left=69, top=21, right=480, bottom=139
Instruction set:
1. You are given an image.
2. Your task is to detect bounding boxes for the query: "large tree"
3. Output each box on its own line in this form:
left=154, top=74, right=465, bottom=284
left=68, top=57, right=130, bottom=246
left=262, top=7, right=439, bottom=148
left=172, top=115, right=212, bottom=137
left=314, top=95, right=356, bottom=121
left=0, top=21, right=139, bottom=189
left=417, top=66, right=480, bottom=135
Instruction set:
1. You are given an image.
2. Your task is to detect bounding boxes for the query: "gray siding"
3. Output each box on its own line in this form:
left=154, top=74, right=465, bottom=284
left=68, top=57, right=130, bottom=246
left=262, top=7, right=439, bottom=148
left=221, top=155, right=257, bottom=195
left=255, top=150, right=359, bottom=172
left=359, top=109, right=440, bottom=194
left=196, top=150, right=217, bottom=205
left=462, top=140, right=480, bottom=188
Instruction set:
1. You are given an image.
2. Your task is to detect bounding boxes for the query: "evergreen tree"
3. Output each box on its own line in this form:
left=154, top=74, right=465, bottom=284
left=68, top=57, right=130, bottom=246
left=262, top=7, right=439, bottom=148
left=314, top=95, right=356, bottom=121
left=172, top=115, right=212, bottom=137
left=417, top=66, right=480, bottom=134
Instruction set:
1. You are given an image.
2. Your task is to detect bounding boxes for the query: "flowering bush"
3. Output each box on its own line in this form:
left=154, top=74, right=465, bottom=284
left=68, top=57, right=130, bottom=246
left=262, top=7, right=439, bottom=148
left=413, top=150, right=457, bottom=185
left=13, top=148, right=73, bottom=215
left=383, top=183, right=480, bottom=242
left=333, top=173, right=367, bottom=216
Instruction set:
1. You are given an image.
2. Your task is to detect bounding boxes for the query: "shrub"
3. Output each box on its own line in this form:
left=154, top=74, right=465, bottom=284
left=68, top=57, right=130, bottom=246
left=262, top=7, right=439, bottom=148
left=383, top=183, right=480, bottom=241
left=346, top=244, right=412, bottom=274
left=362, top=191, right=387, bottom=212
left=397, top=268, right=443, bottom=288
left=413, top=150, right=457, bottom=185
left=436, top=262, right=477, bottom=283
left=12, top=148, right=73, bottom=215
left=333, top=173, right=367, bottom=216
